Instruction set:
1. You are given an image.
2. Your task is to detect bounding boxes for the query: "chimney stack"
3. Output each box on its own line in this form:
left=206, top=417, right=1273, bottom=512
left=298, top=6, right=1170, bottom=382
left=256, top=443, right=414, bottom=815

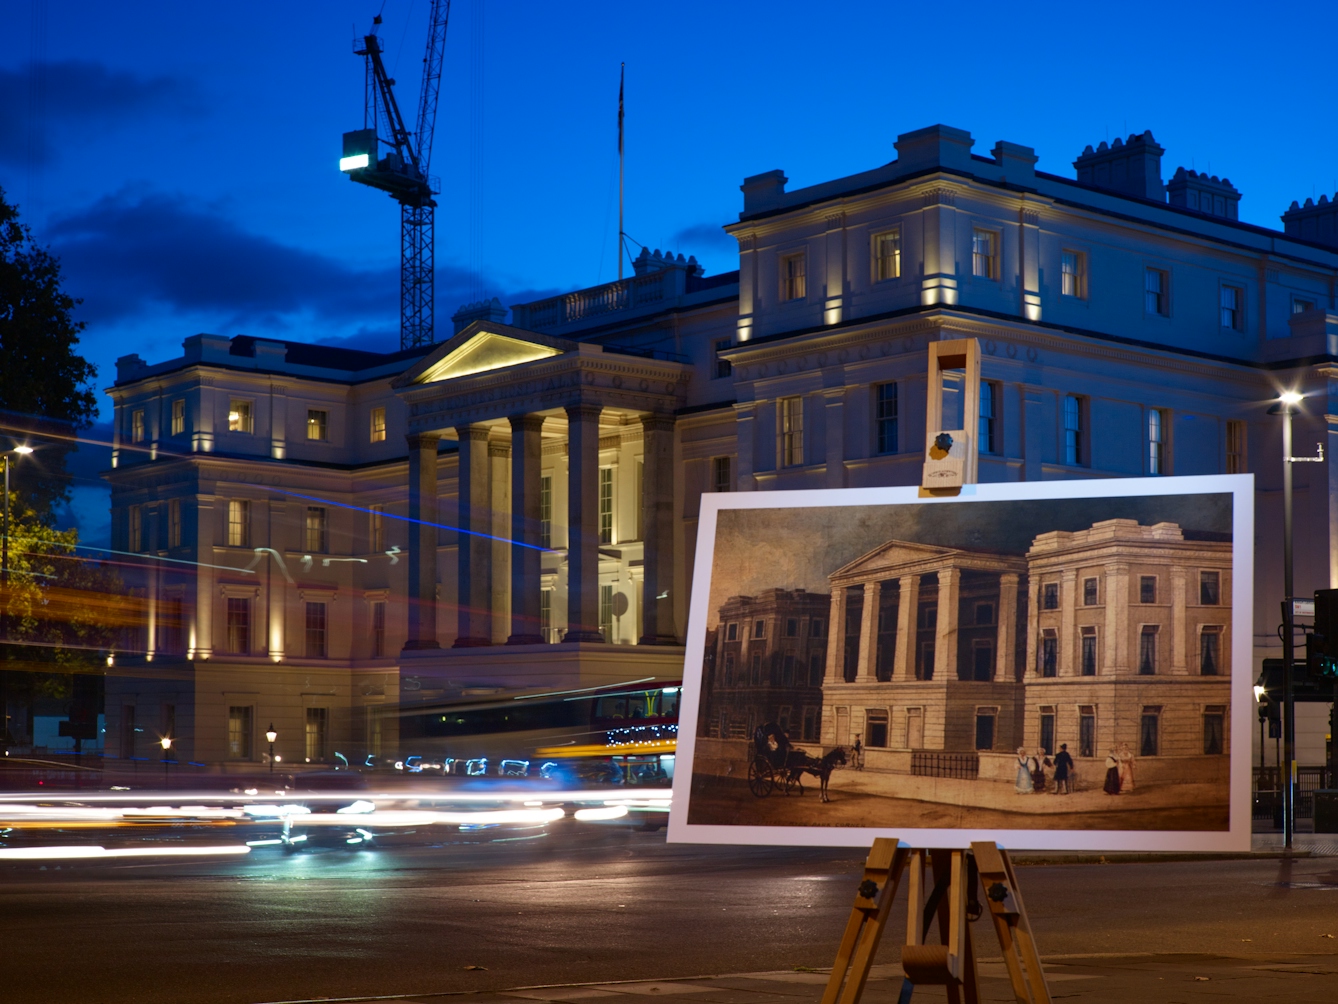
left=1073, top=131, right=1166, bottom=201
left=1167, top=168, right=1240, bottom=220
left=451, top=297, right=508, bottom=334
left=1282, top=194, right=1338, bottom=250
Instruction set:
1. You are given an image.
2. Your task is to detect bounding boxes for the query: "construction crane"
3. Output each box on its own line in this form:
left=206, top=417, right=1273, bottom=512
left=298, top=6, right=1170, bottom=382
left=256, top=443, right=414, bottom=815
left=340, top=2, right=453, bottom=350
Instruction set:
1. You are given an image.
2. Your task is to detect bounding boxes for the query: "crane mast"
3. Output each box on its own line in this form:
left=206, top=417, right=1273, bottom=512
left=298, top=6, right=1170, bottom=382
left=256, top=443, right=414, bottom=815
left=341, top=2, right=453, bottom=350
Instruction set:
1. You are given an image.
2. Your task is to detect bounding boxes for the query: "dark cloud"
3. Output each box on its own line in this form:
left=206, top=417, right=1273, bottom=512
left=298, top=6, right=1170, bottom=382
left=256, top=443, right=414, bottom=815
left=671, top=222, right=736, bottom=254
left=0, top=61, right=200, bottom=166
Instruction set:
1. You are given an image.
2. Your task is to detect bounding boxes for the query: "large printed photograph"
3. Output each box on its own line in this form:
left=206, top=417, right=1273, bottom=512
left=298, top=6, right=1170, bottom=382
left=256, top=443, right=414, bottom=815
left=670, top=478, right=1253, bottom=850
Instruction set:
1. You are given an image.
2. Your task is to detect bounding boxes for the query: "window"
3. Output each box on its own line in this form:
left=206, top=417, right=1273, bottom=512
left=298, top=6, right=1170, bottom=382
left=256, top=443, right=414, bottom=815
left=971, top=229, right=996, bottom=279
left=1083, top=577, right=1098, bottom=606
left=131, top=409, right=146, bottom=443
left=598, top=467, right=614, bottom=544
left=1293, top=297, right=1316, bottom=314
left=369, top=406, right=386, bottom=442
left=780, top=397, right=804, bottom=467
left=306, top=409, right=328, bottom=441
left=371, top=600, right=386, bottom=657
left=1220, top=285, right=1243, bottom=331
left=971, top=642, right=993, bottom=681
left=1144, top=267, right=1168, bottom=315
left=1039, top=709, right=1055, bottom=755
left=713, top=339, right=733, bottom=379
left=540, top=589, right=553, bottom=642
left=306, top=601, right=328, bottom=657
left=227, top=499, right=250, bottom=548
left=129, top=504, right=142, bottom=552
left=753, top=619, right=766, bottom=639
left=1043, top=583, right=1059, bottom=610
left=226, top=597, right=250, bottom=654
left=1061, top=250, right=1085, bottom=298
left=1140, top=576, right=1157, bottom=604
left=1203, top=705, right=1226, bottom=755
left=1139, top=625, right=1158, bottom=675
left=1148, top=408, right=1165, bottom=474
left=1040, top=631, right=1057, bottom=677
left=305, top=707, right=328, bottom=762
left=781, top=252, right=807, bottom=301
left=305, top=507, right=327, bottom=553
left=1139, top=707, right=1160, bottom=756
left=1078, top=707, right=1096, bottom=758
left=1063, top=395, right=1083, bottom=466
left=599, top=584, right=614, bottom=641
left=975, top=602, right=994, bottom=626
left=786, top=618, right=799, bottom=637
left=802, top=707, right=818, bottom=742
left=1226, top=420, right=1246, bottom=474
left=539, top=476, right=552, bottom=548
left=809, top=653, right=824, bottom=686
left=866, top=709, right=889, bottom=748
left=974, top=710, right=996, bottom=751
left=228, top=400, right=253, bottom=433
left=171, top=399, right=185, bottom=436
left=978, top=381, right=996, bottom=454
left=726, top=622, right=738, bottom=642
left=168, top=499, right=182, bottom=549
left=874, top=229, right=901, bottom=281
left=369, top=505, right=384, bottom=552
left=712, top=456, right=732, bottom=493
left=227, top=706, right=253, bottom=759
left=1081, top=628, right=1097, bottom=676
left=875, top=383, right=898, bottom=455
left=1200, top=627, right=1221, bottom=676
left=1200, top=570, right=1220, bottom=605
left=810, top=617, right=825, bottom=638
left=750, top=653, right=762, bottom=685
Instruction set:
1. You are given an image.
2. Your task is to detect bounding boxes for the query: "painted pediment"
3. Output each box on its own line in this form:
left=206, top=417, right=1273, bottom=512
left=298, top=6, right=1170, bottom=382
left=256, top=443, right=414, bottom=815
left=830, top=539, right=957, bottom=579
left=395, top=322, right=578, bottom=387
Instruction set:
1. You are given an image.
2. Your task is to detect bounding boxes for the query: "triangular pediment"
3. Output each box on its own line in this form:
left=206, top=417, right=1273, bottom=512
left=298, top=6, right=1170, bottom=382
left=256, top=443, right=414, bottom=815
left=394, top=322, right=578, bottom=387
left=831, top=539, right=957, bottom=579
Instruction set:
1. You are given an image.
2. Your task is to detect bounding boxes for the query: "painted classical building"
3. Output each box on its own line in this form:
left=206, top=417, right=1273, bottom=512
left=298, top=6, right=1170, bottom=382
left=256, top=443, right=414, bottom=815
left=105, top=124, right=1336, bottom=768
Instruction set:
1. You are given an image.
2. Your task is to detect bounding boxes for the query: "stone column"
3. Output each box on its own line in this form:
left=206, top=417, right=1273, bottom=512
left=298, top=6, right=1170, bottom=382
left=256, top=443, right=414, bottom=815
left=453, top=425, right=492, bottom=647
left=1024, top=575, right=1040, bottom=678
left=267, top=498, right=287, bottom=659
left=489, top=438, right=512, bottom=644
left=934, top=567, right=960, bottom=680
left=1104, top=562, right=1129, bottom=673
left=893, top=574, right=919, bottom=680
left=563, top=404, right=604, bottom=642
left=1021, top=388, right=1044, bottom=481
left=823, top=388, right=846, bottom=489
left=824, top=588, right=847, bottom=683
left=856, top=581, right=879, bottom=681
left=1170, top=565, right=1187, bottom=674
left=1059, top=568, right=1077, bottom=676
left=191, top=497, right=214, bottom=659
left=997, top=572, right=1019, bottom=682
left=404, top=433, right=440, bottom=650
left=507, top=415, right=545, bottom=645
left=733, top=402, right=757, bottom=491
left=640, top=414, right=677, bottom=644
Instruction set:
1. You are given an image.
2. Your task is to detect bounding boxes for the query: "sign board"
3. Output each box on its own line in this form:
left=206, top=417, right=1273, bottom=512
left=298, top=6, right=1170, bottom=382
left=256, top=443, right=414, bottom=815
left=668, top=475, right=1253, bottom=852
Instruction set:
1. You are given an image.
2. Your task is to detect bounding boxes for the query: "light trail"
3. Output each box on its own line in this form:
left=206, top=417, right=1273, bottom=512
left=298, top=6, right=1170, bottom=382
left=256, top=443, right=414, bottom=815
left=0, top=844, right=252, bottom=860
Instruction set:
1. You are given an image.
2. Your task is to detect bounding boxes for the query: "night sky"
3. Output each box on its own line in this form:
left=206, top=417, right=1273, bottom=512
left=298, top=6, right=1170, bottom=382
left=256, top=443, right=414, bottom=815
left=3, top=0, right=1335, bottom=545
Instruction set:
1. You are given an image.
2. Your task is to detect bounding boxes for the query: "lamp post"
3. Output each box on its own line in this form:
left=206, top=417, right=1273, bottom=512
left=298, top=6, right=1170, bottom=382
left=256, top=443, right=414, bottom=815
left=160, top=736, right=172, bottom=785
left=266, top=724, right=277, bottom=774
left=2, top=445, right=34, bottom=589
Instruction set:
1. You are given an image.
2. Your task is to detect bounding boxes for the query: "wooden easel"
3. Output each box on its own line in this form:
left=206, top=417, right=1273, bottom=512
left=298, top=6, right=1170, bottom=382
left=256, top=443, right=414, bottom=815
left=819, top=838, right=1050, bottom=1004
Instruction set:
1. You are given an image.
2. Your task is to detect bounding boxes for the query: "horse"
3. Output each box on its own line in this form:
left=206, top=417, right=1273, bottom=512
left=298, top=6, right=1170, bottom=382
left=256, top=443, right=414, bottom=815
left=786, top=746, right=848, bottom=802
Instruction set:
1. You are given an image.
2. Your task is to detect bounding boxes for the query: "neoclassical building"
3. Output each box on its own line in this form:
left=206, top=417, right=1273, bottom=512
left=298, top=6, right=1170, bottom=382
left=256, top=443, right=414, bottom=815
left=104, top=124, right=1336, bottom=767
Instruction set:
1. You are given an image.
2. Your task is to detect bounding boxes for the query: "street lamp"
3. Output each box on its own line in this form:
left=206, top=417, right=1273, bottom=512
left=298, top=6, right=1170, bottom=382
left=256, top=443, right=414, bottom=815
left=266, top=724, right=277, bottom=774
left=160, top=735, right=172, bottom=785
left=2, top=445, right=34, bottom=589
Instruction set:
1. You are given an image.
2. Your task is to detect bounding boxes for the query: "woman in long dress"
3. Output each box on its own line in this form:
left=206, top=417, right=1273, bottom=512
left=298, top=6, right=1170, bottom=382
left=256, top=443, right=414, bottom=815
left=1103, top=750, right=1121, bottom=794
left=1030, top=749, right=1048, bottom=794
left=1015, top=747, right=1034, bottom=793
left=1117, top=742, right=1136, bottom=793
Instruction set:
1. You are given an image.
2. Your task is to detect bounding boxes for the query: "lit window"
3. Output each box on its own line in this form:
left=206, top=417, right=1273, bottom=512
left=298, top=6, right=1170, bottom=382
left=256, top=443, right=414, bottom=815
left=1145, top=268, right=1168, bottom=315
left=540, top=589, right=553, bottom=641
left=780, top=397, right=804, bottom=467
left=228, top=400, right=253, bottom=433
left=713, top=339, right=732, bottom=379
left=712, top=456, right=732, bottom=493
left=369, top=505, right=384, bottom=552
left=1293, top=297, right=1316, bottom=314
left=1220, top=285, right=1243, bottom=331
left=227, top=706, right=253, bottom=759
left=874, top=230, right=901, bottom=282
left=227, top=499, right=250, bottom=548
left=598, top=467, right=614, bottom=545
left=369, top=407, right=386, bottom=443
left=306, top=601, right=327, bottom=657
left=1148, top=408, right=1165, bottom=474
left=171, top=399, right=186, bottom=436
left=1226, top=420, right=1246, bottom=473
left=307, top=409, right=328, bottom=441
left=781, top=252, right=807, bottom=301
left=972, top=229, right=996, bottom=279
left=1063, top=395, right=1083, bottom=465
left=227, top=597, right=250, bottom=653
left=539, top=476, right=552, bottom=548
left=599, top=584, right=614, bottom=641
left=1061, top=250, right=1085, bottom=297
left=979, top=381, right=996, bottom=455
left=305, top=506, right=327, bottom=553
left=305, top=708, right=328, bottom=761
left=874, top=383, right=898, bottom=455
left=131, top=410, right=145, bottom=443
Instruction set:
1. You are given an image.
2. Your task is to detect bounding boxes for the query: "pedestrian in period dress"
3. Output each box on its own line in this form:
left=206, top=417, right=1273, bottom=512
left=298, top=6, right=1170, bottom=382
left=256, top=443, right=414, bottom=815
left=852, top=736, right=864, bottom=771
left=1014, top=747, right=1034, bottom=794
left=1103, top=750, right=1121, bottom=795
left=1030, top=749, right=1049, bottom=794
left=1052, top=743, right=1074, bottom=795
left=1117, top=742, right=1136, bottom=794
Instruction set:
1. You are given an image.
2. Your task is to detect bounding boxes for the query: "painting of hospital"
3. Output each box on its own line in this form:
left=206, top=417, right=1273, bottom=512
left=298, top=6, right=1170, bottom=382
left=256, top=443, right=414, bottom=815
left=687, top=493, right=1235, bottom=832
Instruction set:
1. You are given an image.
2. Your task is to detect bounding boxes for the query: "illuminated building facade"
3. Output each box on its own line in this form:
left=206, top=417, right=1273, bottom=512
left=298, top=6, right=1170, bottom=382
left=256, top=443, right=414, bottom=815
left=105, top=125, right=1337, bottom=767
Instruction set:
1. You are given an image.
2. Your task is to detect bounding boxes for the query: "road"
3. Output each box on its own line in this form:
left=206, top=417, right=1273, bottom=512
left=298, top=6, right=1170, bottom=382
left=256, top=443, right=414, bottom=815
left=3, top=822, right=1337, bottom=1004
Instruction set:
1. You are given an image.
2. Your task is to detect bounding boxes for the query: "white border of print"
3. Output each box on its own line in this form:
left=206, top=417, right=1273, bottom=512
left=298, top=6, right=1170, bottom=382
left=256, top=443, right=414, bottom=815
left=667, top=474, right=1254, bottom=853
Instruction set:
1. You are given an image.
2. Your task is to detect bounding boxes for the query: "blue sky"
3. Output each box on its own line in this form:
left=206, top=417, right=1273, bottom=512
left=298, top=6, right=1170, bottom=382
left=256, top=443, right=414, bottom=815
left=5, top=0, right=1337, bottom=543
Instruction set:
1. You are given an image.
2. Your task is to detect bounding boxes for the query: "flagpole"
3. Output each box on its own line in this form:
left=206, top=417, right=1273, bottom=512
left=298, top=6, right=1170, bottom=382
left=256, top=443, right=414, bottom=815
left=618, top=62, right=625, bottom=282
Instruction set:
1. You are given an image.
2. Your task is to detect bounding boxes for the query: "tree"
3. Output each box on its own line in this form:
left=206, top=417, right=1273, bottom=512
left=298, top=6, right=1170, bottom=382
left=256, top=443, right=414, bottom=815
left=0, top=187, right=98, bottom=521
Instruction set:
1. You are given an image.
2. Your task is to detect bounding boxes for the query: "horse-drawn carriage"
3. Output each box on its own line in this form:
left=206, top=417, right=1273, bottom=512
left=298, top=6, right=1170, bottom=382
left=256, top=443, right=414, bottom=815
left=748, top=723, right=847, bottom=801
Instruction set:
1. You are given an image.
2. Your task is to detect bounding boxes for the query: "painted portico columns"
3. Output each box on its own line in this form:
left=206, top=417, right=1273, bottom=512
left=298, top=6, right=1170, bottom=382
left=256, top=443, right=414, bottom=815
left=563, top=403, right=605, bottom=643
left=639, top=414, right=677, bottom=644
left=507, top=414, right=546, bottom=645
left=403, top=432, right=440, bottom=650
left=454, top=424, right=493, bottom=647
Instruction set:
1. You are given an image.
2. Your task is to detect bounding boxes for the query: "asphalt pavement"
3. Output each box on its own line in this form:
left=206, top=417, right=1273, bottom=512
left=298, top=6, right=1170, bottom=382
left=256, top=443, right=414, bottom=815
left=4, top=823, right=1338, bottom=1003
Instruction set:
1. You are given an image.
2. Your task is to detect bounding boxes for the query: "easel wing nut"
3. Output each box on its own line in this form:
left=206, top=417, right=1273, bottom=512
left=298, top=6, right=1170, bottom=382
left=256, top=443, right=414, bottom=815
left=985, top=881, right=1019, bottom=916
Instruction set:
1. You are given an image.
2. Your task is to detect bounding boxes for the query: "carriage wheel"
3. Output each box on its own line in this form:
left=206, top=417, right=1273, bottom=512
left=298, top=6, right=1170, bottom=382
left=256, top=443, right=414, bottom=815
left=748, top=757, right=775, bottom=797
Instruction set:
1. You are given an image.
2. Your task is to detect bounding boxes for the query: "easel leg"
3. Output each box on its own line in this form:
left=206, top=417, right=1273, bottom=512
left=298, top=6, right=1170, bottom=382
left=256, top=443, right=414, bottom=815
left=820, top=837, right=909, bottom=1004
left=970, top=842, right=1051, bottom=1004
